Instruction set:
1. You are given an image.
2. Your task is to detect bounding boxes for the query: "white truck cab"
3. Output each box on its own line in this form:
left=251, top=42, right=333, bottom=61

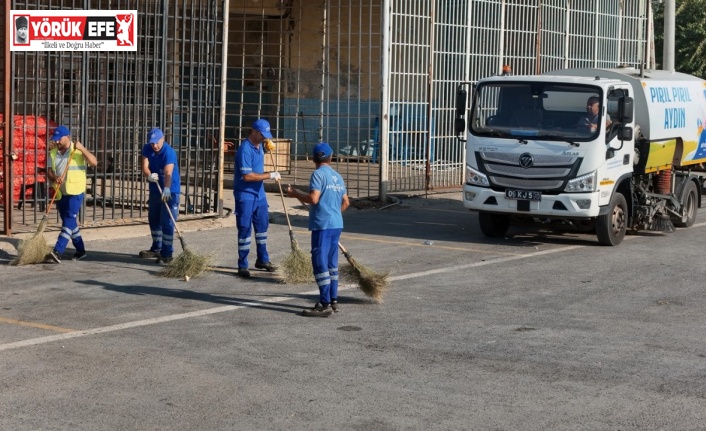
left=455, top=67, right=705, bottom=245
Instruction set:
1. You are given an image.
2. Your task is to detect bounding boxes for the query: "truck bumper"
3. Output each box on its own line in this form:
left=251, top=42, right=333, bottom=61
left=462, top=185, right=601, bottom=218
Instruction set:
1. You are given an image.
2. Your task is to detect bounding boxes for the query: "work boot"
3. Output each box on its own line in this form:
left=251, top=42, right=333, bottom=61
left=302, top=302, right=333, bottom=317
left=45, top=250, right=61, bottom=264
left=157, top=256, right=173, bottom=264
left=237, top=268, right=251, bottom=278
left=331, top=300, right=339, bottom=312
left=139, top=250, right=160, bottom=259
left=255, top=260, right=277, bottom=272
left=72, top=250, right=87, bottom=261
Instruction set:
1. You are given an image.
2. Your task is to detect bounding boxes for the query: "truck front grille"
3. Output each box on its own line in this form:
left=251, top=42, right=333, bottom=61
left=477, top=151, right=581, bottom=192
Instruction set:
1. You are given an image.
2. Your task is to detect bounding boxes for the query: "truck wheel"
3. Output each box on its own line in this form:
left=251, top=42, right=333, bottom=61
left=596, top=192, right=627, bottom=246
left=478, top=212, right=510, bottom=238
left=674, top=180, right=698, bottom=228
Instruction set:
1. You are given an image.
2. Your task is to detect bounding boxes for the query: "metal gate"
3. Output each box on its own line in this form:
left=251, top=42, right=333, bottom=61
left=1, top=0, right=225, bottom=235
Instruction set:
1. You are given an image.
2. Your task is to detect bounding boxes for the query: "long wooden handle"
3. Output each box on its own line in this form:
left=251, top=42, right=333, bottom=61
left=45, top=145, right=78, bottom=215
left=155, top=182, right=182, bottom=238
left=268, top=147, right=293, bottom=232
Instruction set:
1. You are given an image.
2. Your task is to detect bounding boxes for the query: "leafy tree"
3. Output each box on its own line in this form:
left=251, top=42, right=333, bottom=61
left=653, top=0, right=706, bottom=78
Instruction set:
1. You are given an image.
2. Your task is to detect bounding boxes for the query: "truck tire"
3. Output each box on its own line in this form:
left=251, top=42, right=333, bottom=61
left=596, top=192, right=627, bottom=246
left=478, top=212, right=510, bottom=238
left=674, top=180, right=698, bottom=228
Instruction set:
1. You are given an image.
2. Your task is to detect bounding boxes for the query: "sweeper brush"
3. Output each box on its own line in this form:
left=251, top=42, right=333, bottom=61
left=159, top=247, right=211, bottom=279
left=281, top=231, right=314, bottom=284
left=338, top=242, right=389, bottom=302
left=155, top=184, right=212, bottom=279
left=10, top=236, right=51, bottom=266
left=10, top=147, right=76, bottom=266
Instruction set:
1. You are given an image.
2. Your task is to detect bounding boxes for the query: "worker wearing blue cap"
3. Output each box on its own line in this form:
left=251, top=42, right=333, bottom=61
left=45, top=125, right=98, bottom=263
left=233, top=118, right=281, bottom=278
left=140, top=127, right=181, bottom=263
left=287, top=142, right=350, bottom=316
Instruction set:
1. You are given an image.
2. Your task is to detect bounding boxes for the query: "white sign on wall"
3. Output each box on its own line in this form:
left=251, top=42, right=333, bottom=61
left=10, top=10, right=137, bottom=52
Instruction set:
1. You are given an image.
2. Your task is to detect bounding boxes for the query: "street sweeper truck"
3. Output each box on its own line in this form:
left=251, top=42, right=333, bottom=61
left=454, top=67, right=706, bottom=245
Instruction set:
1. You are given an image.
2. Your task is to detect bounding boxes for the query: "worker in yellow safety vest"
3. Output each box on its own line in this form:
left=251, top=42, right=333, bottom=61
left=45, top=125, right=97, bottom=263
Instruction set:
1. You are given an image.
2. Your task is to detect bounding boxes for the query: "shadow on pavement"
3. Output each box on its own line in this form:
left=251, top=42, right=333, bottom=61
left=77, top=278, right=313, bottom=316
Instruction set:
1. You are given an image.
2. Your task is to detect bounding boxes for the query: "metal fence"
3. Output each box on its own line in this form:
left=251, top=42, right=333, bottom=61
left=380, top=0, right=650, bottom=196
left=2, top=0, right=225, bottom=234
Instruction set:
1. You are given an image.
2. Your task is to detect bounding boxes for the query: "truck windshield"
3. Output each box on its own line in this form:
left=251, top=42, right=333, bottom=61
left=471, top=82, right=606, bottom=141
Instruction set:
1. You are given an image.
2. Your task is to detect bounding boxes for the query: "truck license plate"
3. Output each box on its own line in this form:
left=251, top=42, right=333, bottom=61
left=505, top=189, right=541, bottom=201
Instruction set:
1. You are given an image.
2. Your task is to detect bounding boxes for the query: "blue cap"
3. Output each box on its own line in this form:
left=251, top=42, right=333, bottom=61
left=312, top=142, right=333, bottom=158
left=147, top=127, right=164, bottom=144
left=252, top=119, right=273, bottom=139
left=50, top=125, right=70, bottom=141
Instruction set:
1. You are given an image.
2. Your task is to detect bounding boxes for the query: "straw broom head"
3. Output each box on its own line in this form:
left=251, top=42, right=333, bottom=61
left=280, top=239, right=315, bottom=284
left=342, top=253, right=389, bottom=302
left=10, top=230, right=52, bottom=266
left=158, top=248, right=212, bottom=279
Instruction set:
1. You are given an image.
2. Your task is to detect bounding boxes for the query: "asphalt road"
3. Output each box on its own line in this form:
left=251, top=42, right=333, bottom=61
left=1, top=191, right=705, bottom=430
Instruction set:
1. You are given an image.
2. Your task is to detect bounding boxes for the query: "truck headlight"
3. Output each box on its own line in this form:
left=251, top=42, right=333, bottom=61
left=564, top=170, right=597, bottom=193
left=466, top=165, right=489, bottom=187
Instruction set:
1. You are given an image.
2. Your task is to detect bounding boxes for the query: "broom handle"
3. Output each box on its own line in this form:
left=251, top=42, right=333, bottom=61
left=155, top=182, right=185, bottom=243
left=337, top=240, right=351, bottom=258
left=268, top=147, right=294, bottom=232
left=44, top=145, right=78, bottom=216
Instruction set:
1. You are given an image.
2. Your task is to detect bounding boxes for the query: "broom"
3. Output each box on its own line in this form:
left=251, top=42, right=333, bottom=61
left=11, top=146, right=76, bottom=266
left=155, top=183, right=211, bottom=279
left=337, top=241, right=389, bottom=303
left=267, top=142, right=314, bottom=284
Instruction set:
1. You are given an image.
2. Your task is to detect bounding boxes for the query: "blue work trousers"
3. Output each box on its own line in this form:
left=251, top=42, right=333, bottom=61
left=148, top=192, right=179, bottom=258
left=311, top=228, right=342, bottom=305
left=54, top=193, right=85, bottom=254
left=234, top=197, right=270, bottom=269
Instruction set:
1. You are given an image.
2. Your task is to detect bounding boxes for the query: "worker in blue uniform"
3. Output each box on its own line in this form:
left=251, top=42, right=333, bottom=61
left=233, top=119, right=280, bottom=278
left=287, top=142, right=350, bottom=316
left=140, top=127, right=180, bottom=263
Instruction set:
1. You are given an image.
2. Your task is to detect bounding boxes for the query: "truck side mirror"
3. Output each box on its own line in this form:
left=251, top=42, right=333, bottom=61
left=619, top=126, right=633, bottom=141
left=456, top=87, right=467, bottom=116
left=607, top=95, right=634, bottom=124
left=455, top=85, right=468, bottom=136
left=455, top=118, right=466, bottom=136
left=620, top=97, right=634, bottom=123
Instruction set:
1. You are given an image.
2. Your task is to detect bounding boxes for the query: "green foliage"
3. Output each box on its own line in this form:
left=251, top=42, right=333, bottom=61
left=653, top=0, right=706, bottom=78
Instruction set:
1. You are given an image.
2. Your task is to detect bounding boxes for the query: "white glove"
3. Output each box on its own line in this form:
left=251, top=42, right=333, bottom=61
left=269, top=171, right=281, bottom=181
left=161, top=188, right=172, bottom=202
left=148, top=173, right=159, bottom=183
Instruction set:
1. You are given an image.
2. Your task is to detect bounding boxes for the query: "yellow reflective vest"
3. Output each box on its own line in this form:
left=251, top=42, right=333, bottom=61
left=50, top=144, right=87, bottom=199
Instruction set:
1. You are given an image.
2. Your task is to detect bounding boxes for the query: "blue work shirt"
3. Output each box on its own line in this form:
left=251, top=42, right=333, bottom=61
left=141, top=142, right=180, bottom=195
left=309, top=165, right=346, bottom=231
left=234, top=138, right=266, bottom=201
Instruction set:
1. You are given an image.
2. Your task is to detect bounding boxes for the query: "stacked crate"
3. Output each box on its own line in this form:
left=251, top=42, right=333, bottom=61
left=0, top=115, right=55, bottom=205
